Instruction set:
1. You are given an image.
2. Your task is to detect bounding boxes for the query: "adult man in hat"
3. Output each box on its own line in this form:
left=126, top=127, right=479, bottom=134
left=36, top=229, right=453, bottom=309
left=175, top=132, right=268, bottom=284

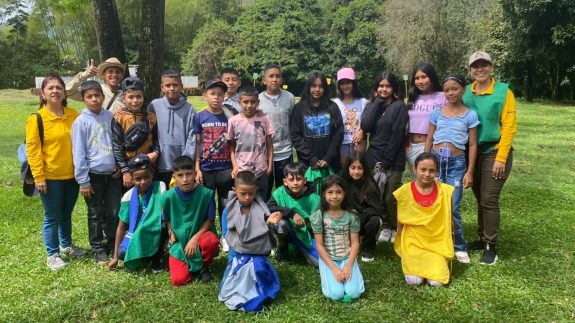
left=66, top=57, right=127, bottom=113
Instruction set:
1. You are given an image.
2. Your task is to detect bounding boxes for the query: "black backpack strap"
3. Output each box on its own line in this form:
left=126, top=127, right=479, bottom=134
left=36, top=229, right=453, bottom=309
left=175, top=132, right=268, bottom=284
left=106, top=92, right=119, bottom=110
left=34, top=112, right=44, bottom=145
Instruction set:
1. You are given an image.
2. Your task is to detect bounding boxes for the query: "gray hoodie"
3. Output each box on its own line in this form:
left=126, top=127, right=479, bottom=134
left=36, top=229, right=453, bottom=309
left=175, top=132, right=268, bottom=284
left=72, top=108, right=116, bottom=188
left=148, top=95, right=196, bottom=172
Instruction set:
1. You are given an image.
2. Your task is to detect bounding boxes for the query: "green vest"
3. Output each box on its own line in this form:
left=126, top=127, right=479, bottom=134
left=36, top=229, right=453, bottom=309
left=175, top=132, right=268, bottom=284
left=121, top=182, right=163, bottom=270
left=162, top=185, right=214, bottom=272
left=462, top=82, right=508, bottom=153
left=272, top=186, right=320, bottom=247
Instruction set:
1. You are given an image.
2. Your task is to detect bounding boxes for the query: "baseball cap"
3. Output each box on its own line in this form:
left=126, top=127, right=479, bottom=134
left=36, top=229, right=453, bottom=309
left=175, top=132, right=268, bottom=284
left=337, top=68, right=356, bottom=82
left=469, top=51, right=492, bottom=68
left=205, top=79, right=228, bottom=92
left=128, top=154, right=154, bottom=173
left=121, top=77, right=145, bottom=92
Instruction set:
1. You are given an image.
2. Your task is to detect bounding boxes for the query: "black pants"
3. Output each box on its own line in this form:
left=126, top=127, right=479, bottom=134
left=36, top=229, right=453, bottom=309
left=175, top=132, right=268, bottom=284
left=256, top=174, right=269, bottom=202
left=203, top=168, right=233, bottom=225
left=266, top=157, right=293, bottom=200
left=360, top=214, right=381, bottom=252
left=85, top=173, right=122, bottom=253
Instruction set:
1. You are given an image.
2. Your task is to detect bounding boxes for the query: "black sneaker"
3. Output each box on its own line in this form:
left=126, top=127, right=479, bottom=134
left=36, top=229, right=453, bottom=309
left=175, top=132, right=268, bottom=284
left=94, top=250, right=110, bottom=265
left=479, top=244, right=498, bottom=265
left=151, top=259, right=165, bottom=274
left=469, top=239, right=485, bottom=251
left=361, top=249, right=375, bottom=262
left=276, top=246, right=289, bottom=263
left=199, top=267, right=213, bottom=283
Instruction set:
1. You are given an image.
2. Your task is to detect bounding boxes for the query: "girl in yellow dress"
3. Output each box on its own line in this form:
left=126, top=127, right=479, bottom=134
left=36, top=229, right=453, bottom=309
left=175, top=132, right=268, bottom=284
left=393, top=152, right=454, bottom=287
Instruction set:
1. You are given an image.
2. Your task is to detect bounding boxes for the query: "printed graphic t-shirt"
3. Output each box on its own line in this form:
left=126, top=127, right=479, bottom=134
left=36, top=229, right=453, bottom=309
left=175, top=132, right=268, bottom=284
left=192, top=110, right=231, bottom=171
left=227, top=114, right=274, bottom=177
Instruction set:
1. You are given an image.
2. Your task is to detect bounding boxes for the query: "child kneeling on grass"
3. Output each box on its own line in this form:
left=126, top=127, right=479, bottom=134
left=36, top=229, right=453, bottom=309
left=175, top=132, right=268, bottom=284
left=108, top=154, right=167, bottom=271
left=267, top=162, right=320, bottom=267
left=311, top=175, right=364, bottom=302
left=218, top=171, right=281, bottom=312
left=162, top=156, right=219, bottom=285
left=394, top=153, right=454, bottom=287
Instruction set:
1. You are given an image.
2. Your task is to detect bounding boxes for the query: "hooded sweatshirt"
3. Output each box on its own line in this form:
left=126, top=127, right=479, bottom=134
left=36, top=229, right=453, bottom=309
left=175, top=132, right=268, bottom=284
left=72, top=108, right=116, bottom=188
left=147, top=95, right=196, bottom=172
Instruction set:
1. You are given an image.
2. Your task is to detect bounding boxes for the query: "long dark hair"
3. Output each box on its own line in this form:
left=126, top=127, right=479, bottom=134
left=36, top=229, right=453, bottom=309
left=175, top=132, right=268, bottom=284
left=406, top=63, right=442, bottom=109
left=320, top=175, right=349, bottom=212
left=39, top=74, right=68, bottom=109
left=336, top=79, right=363, bottom=100
left=300, top=71, right=331, bottom=115
left=369, top=71, right=401, bottom=103
left=341, top=152, right=380, bottom=202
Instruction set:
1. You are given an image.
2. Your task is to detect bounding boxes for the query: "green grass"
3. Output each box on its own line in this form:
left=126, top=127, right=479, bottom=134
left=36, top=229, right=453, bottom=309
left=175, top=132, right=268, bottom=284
left=1, top=89, right=574, bottom=321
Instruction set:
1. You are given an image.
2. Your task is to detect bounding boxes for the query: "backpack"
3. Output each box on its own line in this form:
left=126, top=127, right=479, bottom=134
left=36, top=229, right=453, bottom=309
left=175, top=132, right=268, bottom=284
left=19, top=113, right=43, bottom=197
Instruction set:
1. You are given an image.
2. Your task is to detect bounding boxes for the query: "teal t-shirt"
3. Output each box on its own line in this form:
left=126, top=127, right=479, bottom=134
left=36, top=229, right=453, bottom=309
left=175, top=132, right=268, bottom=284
left=310, top=210, right=360, bottom=261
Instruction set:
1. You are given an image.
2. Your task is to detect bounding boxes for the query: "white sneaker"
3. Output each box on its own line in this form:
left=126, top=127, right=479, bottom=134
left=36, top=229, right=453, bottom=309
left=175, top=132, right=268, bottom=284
left=47, top=254, right=68, bottom=271
left=390, top=230, right=397, bottom=244
left=455, top=251, right=471, bottom=264
left=378, top=228, right=392, bottom=244
left=220, top=236, right=229, bottom=252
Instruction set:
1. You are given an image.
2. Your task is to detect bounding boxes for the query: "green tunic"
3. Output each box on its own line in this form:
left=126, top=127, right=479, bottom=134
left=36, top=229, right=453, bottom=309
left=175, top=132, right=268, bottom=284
left=161, top=185, right=214, bottom=272
left=272, top=186, right=320, bottom=248
left=118, top=181, right=165, bottom=270
left=305, top=167, right=334, bottom=194
left=462, top=82, right=508, bottom=153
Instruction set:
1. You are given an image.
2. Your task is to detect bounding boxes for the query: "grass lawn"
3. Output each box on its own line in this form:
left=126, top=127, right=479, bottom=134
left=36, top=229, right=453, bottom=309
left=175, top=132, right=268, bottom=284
left=0, top=89, right=574, bottom=321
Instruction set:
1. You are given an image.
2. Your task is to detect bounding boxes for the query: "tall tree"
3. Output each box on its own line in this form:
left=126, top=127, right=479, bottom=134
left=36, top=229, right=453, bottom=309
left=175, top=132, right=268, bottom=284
left=181, top=20, right=234, bottom=82
left=321, top=0, right=385, bottom=93
left=377, top=0, right=493, bottom=78
left=90, top=0, right=128, bottom=63
left=138, top=0, right=165, bottom=104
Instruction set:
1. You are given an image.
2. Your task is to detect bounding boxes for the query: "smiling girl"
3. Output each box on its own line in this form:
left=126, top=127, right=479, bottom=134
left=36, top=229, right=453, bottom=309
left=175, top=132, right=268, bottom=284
left=424, top=74, right=479, bottom=264
left=394, top=153, right=455, bottom=287
left=406, top=64, right=445, bottom=178
left=332, top=68, right=369, bottom=167
left=290, top=72, right=344, bottom=173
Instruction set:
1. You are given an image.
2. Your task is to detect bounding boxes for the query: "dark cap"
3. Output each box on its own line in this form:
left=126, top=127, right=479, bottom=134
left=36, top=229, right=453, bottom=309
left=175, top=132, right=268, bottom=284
left=121, top=77, right=145, bottom=92
left=128, top=154, right=154, bottom=173
left=205, top=79, right=228, bottom=92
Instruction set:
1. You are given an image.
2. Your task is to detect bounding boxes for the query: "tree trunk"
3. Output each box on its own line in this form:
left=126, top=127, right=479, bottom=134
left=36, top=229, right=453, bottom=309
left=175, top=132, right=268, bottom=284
left=91, top=0, right=128, bottom=64
left=139, top=0, right=165, bottom=105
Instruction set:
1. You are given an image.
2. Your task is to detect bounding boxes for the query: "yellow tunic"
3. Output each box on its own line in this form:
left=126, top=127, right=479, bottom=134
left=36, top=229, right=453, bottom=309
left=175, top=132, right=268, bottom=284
left=393, top=181, right=454, bottom=284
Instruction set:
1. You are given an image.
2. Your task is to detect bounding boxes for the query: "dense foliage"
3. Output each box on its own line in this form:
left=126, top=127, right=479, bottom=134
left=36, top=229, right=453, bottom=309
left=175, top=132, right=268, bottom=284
left=0, top=0, right=574, bottom=101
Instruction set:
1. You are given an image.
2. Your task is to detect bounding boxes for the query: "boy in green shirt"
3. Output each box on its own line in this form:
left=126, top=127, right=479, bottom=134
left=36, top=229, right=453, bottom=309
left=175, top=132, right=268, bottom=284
left=108, top=154, right=167, bottom=271
left=162, top=155, right=219, bottom=285
left=267, top=162, right=320, bottom=267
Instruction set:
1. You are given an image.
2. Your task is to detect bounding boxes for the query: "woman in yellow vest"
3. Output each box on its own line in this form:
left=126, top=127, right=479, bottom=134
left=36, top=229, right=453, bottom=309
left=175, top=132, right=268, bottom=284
left=394, top=153, right=454, bottom=287
left=462, top=51, right=517, bottom=265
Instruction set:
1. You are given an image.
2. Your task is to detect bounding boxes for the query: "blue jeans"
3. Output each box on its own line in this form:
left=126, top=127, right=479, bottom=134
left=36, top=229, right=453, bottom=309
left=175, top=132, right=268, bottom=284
left=39, top=179, right=79, bottom=256
left=432, top=151, right=468, bottom=252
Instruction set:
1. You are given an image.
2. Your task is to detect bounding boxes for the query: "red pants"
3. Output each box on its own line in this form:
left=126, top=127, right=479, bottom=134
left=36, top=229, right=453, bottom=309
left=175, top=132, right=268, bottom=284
left=169, top=231, right=219, bottom=286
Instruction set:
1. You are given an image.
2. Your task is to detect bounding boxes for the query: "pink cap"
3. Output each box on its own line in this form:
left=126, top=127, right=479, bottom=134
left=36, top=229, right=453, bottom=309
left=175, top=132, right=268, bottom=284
left=337, top=68, right=356, bottom=82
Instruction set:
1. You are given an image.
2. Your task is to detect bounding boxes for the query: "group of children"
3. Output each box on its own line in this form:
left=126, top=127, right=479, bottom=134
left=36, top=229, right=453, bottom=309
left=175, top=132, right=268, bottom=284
left=31, top=51, right=512, bottom=310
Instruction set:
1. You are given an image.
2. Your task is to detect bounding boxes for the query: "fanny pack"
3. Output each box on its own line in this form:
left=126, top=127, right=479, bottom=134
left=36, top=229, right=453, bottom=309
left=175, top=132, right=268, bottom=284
left=124, top=115, right=149, bottom=151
